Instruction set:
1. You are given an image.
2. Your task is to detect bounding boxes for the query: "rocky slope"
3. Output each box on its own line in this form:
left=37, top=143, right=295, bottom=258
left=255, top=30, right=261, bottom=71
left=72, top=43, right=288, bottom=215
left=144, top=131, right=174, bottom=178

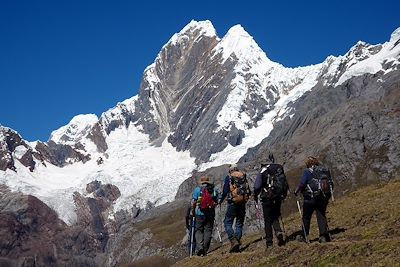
left=240, top=61, right=400, bottom=188
left=0, top=181, right=122, bottom=266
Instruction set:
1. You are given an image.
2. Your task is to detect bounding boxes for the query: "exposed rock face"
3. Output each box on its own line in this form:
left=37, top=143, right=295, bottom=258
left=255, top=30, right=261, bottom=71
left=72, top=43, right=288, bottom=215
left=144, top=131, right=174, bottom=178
left=133, top=22, right=310, bottom=162
left=87, top=122, right=108, bottom=153
left=240, top=69, right=400, bottom=187
left=104, top=198, right=191, bottom=267
left=133, top=24, right=236, bottom=162
left=35, top=140, right=91, bottom=167
left=0, top=181, right=192, bottom=267
left=0, top=145, right=15, bottom=172
left=0, top=127, right=45, bottom=172
left=0, top=185, right=99, bottom=266
left=105, top=225, right=158, bottom=266
left=74, top=181, right=122, bottom=250
left=0, top=181, right=124, bottom=266
left=0, top=125, right=93, bottom=173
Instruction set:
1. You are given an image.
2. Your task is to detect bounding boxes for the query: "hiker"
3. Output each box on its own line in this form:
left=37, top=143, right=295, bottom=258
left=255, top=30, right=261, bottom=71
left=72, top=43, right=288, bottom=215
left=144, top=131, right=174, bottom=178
left=253, top=154, right=288, bottom=248
left=192, top=176, right=220, bottom=256
left=185, top=203, right=196, bottom=255
left=219, top=164, right=251, bottom=253
left=294, top=156, right=333, bottom=243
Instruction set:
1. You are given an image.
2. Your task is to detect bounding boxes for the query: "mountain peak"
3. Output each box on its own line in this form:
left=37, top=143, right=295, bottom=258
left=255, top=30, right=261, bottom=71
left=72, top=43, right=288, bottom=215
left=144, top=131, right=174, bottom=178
left=216, top=24, right=273, bottom=65
left=180, top=20, right=216, bottom=36
left=226, top=24, right=252, bottom=38
left=390, top=27, right=400, bottom=43
left=167, top=20, right=217, bottom=47
left=50, top=114, right=98, bottom=144
left=0, top=125, right=18, bottom=138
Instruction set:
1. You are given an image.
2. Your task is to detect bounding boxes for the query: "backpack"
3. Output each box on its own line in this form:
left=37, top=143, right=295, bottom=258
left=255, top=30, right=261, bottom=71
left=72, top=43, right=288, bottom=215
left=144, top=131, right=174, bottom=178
left=199, top=184, right=216, bottom=211
left=229, top=171, right=250, bottom=204
left=260, top=163, right=289, bottom=201
left=308, top=165, right=334, bottom=198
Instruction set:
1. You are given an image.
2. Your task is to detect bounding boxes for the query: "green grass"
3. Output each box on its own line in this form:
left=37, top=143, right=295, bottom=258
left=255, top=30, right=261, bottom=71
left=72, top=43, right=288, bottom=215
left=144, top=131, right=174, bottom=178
left=135, top=205, right=187, bottom=247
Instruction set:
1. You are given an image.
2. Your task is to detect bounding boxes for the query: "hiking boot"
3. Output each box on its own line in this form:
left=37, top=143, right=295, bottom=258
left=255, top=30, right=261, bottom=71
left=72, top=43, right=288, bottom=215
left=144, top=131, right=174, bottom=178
left=277, top=233, right=285, bottom=247
left=319, top=235, right=329, bottom=243
left=265, top=242, right=273, bottom=251
left=229, top=238, right=240, bottom=253
left=296, top=235, right=306, bottom=243
left=196, top=248, right=205, bottom=257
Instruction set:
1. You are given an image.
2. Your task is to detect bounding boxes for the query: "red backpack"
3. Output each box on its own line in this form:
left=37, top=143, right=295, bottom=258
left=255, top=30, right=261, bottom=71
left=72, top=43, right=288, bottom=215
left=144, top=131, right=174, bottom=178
left=199, top=185, right=215, bottom=211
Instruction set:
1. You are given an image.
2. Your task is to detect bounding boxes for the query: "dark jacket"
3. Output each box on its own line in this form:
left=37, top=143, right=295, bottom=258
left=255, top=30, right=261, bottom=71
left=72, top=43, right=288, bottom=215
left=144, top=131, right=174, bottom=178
left=220, top=175, right=231, bottom=203
left=295, top=168, right=313, bottom=194
left=295, top=167, right=332, bottom=199
left=253, top=167, right=267, bottom=202
left=254, top=164, right=287, bottom=202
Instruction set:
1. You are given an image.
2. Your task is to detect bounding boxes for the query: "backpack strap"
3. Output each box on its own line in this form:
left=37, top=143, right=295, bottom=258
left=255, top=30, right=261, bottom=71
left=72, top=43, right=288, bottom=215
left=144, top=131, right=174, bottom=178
left=260, top=166, right=273, bottom=188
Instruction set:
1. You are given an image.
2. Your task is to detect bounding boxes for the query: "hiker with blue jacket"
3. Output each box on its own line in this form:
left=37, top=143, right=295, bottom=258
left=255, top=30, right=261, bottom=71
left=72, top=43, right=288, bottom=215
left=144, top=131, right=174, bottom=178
left=219, top=164, right=251, bottom=253
left=294, top=156, right=333, bottom=243
left=191, top=176, right=220, bottom=256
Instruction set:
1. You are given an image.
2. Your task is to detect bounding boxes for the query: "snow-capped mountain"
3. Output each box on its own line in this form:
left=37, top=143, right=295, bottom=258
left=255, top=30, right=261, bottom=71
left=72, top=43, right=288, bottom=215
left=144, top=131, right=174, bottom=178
left=1, top=20, right=399, bottom=225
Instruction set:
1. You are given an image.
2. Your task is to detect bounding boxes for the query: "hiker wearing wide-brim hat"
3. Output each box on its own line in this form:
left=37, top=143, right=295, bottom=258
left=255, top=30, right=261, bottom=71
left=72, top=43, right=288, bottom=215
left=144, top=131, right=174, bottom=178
left=199, top=176, right=212, bottom=184
left=191, top=176, right=220, bottom=257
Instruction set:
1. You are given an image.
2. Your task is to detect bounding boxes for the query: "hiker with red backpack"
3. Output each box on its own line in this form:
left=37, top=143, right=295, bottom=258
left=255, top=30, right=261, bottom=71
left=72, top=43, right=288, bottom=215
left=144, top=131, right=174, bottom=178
left=294, top=156, right=334, bottom=243
left=219, top=164, right=251, bottom=253
left=191, top=176, right=220, bottom=256
left=253, top=154, right=288, bottom=249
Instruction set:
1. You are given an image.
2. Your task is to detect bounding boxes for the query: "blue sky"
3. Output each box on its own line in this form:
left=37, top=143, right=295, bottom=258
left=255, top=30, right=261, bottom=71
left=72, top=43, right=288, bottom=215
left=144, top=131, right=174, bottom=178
left=1, top=0, right=399, bottom=141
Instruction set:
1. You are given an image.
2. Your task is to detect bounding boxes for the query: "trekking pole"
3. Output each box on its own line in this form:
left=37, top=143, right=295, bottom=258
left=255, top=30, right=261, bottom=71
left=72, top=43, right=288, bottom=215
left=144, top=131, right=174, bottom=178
left=330, top=184, right=335, bottom=202
left=190, top=216, right=195, bottom=257
left=296, top=200, right=309, bottom=243
left=255, top=203, right=263, bottom=239
left=214, top=218, right=223, bottom=243
left=280, top=215, right=286, bottom=237
left=213, top=203, right=222, bottom=243
left=220, top=204, right=224, bottom=242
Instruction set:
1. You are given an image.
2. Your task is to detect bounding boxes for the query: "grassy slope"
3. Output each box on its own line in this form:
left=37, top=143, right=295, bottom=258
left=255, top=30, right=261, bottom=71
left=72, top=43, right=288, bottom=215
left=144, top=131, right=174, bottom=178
left=173, top=179, right=400, bottom=267
left=135, top=204, right=187, bottom=248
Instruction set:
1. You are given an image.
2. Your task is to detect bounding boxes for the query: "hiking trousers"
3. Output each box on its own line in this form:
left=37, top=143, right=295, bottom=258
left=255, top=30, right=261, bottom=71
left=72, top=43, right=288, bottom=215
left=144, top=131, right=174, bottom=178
left=261, top=198, right=283, bottom=245
left=195, top=213, right=215, bottom=254
left=224, top=202, right=246, bottom=242
left=302, top=196, right=329, bottom=238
